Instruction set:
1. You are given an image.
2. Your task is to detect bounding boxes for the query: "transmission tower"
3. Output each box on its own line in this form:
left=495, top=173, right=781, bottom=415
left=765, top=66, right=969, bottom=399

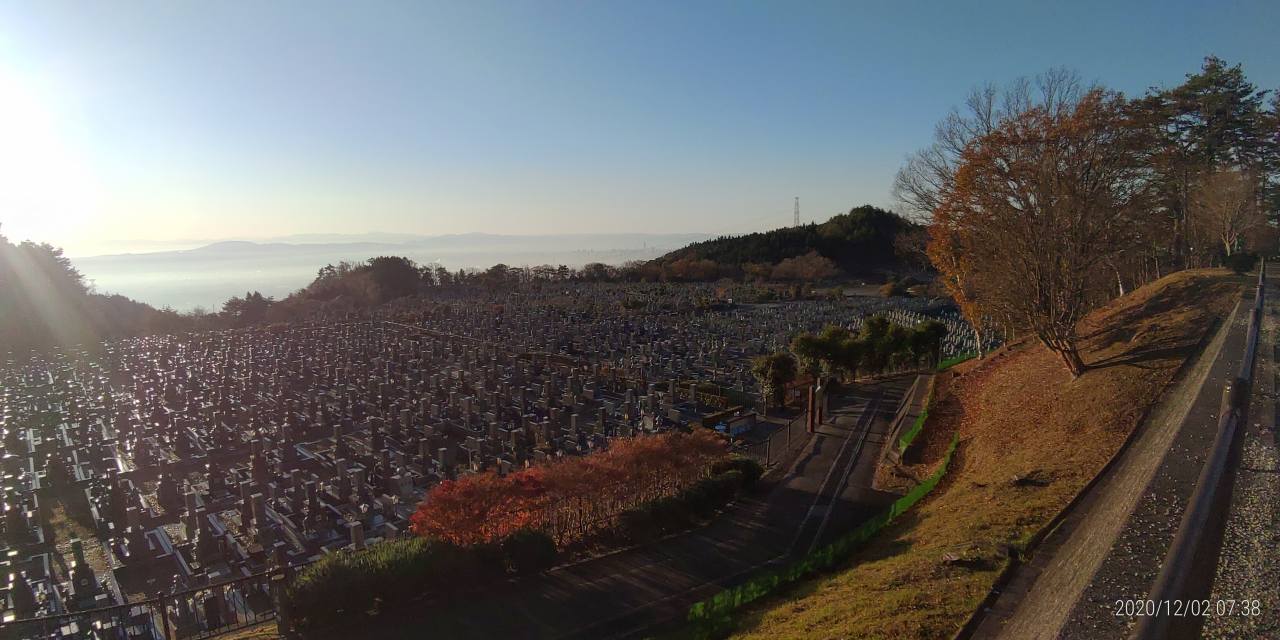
left=794, top=197, right=800, bottom=227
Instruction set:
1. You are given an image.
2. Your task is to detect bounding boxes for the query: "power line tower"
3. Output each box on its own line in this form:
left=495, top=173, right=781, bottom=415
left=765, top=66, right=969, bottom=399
left=793, top=197, right=800, bottom=227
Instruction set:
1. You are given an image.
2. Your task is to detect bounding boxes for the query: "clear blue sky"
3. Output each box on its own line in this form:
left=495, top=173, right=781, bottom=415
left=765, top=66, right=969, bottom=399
left=0, top=0, right=1276, bottom=256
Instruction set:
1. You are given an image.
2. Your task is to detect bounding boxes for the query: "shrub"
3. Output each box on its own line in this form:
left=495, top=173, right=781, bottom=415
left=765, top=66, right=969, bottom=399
left=649, top=496, right=695, bottom=533
left=503, top=529, right=558, bottom=574
left=694, top=471, right=744, bottom=513
left=1225, top=252, right=1258, bottom=274
left=613, top=470, right=747, bottom=540
left=618, top=505, right=661, bottom=542
left=287, top=537, right=433, bottom=626
left=682, top=481, right=716, bottom=517
left=286, top=537, right=507, bottom=629
left=412, top=429, right=727, bottom=547
left=426, top=539, right=506, bottom=588
left=713, top=456, right=764, bottom=488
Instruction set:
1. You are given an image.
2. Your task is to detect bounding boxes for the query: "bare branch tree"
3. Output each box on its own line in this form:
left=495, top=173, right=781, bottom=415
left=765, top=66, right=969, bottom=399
left=1188, top=169, right=1264, bottom=256
left=893, top=68, right=1088, bottom=221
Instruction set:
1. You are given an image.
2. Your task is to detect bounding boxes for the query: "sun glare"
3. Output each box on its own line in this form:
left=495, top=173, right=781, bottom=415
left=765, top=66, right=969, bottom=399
left=0, top=68, right=99, bottom=249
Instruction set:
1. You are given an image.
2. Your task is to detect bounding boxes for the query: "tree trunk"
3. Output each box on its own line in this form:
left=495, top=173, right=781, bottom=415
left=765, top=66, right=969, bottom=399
left=1056, top=344, right=1086, bottom=378
left=1041, top=333, right=1086, bottom=378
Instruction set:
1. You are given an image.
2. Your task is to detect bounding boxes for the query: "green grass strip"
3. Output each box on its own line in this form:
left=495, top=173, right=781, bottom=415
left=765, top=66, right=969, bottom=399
left=688, top=433, right=962, bottom=632
left=897, top=408, right=929, bottom=454
left=936, top=353, right=976, bottom=372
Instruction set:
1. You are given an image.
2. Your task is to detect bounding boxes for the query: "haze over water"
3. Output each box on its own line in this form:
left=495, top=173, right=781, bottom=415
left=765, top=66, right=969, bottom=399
left=71, top=233, right=707, bottom=310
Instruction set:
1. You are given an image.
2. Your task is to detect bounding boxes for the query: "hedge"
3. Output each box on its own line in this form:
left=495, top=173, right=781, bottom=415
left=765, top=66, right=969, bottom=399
left=504, top=529, right=559, bottom=574
left=618, top=469, right=747, bottom=542
left=687, top=432, right=962, bottom=637
left=712, top=456, right=765, bottom=488
left=286, top=537, right=506, bottom=628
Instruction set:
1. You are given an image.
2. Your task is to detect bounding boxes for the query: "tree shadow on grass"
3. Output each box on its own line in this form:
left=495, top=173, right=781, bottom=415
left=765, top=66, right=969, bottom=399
left=1077, top=276, right=1241, bottom=350
left=1085, top=339, right=1200, bottom=372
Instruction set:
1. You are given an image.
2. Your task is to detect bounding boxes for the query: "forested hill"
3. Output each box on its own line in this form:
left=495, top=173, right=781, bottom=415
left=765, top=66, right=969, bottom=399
left=0, top=234, right=188, bottom=353
left=654, top=205, right=916, bottom=277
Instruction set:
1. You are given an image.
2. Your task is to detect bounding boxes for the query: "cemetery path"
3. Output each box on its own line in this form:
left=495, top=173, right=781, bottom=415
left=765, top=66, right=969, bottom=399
left=332, top=376, right=911, bottom=640
left=973, top=293, right=1248, bottom=640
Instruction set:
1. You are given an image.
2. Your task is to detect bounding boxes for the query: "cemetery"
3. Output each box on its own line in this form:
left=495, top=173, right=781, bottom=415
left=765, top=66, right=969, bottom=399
left=0, top=282, right=983, bottom=637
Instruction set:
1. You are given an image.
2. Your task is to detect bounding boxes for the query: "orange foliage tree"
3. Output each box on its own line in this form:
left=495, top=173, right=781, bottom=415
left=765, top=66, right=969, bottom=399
left=928, top=89, right=1155, bottom=377
left=410, top=430, right=726, bottom=547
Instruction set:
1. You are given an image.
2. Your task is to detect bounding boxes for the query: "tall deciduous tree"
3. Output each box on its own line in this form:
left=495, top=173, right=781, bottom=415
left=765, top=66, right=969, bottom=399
left=1129, top=57, right=1276, bottom=265
left=1189, top=169, right=1264, bottom=256
left=931, top=89, right=1155, bottom=377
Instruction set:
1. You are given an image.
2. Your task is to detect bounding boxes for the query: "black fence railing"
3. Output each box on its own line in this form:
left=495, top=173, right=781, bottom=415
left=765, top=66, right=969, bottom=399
left=1, top=600, right=163, bottom=640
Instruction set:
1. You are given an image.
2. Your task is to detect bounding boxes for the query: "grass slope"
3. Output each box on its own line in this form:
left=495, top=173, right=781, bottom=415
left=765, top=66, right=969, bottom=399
left=725, top=269, right=1242, bottom=640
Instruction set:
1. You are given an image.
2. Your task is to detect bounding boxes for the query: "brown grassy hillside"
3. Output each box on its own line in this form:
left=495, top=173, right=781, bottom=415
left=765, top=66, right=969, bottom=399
left=727, top=269, right=1242, bottom=640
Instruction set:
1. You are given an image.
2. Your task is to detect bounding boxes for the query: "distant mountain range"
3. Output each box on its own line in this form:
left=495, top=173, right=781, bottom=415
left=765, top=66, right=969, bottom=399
left=82, top=232, right=712, bottom=260
left=72, top=232, right=712, bottom=310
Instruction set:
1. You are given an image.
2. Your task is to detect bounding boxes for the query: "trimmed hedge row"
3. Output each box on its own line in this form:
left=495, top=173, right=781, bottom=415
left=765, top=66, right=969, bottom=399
left=618, top=465, right=756, bottom=542
left=287, top=530, right=554, bottom=628
left=687, top=432, right=962, bottom=637
left=898, top=356, right=971, bottom=455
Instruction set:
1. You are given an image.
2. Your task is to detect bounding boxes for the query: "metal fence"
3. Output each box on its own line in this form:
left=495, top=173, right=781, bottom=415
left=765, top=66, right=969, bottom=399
left=0, top=569, right=288, bottom=640
left=1, top=600, right=162, bottom=640
left=737, top=410, right=809, bottom=467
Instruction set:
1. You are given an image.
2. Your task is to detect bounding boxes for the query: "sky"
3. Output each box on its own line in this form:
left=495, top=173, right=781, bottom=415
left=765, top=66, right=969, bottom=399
left=0, top=0, right=1277, bottom=257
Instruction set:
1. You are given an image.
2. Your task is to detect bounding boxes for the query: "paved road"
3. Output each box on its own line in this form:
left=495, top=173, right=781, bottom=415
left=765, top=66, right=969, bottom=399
left=974, top=293, right=1250, bottom=639
left=316, top=377, right=911, bottom=640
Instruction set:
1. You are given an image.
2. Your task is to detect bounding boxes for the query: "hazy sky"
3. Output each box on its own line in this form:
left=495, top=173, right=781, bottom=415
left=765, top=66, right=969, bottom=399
left=0, top=0, right=1277, bottom=257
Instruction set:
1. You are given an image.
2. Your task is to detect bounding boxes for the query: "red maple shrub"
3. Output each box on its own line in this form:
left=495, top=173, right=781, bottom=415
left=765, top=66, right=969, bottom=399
left=410, top=429, right=727, bottom=546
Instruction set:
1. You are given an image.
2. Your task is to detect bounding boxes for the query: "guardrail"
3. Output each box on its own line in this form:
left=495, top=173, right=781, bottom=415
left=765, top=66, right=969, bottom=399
left=1130, top=259, right=1265, bottom=640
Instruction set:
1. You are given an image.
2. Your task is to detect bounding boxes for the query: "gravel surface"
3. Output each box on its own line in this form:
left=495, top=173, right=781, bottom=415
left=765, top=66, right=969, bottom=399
left=1203, top=286, right=1280, bottom=640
